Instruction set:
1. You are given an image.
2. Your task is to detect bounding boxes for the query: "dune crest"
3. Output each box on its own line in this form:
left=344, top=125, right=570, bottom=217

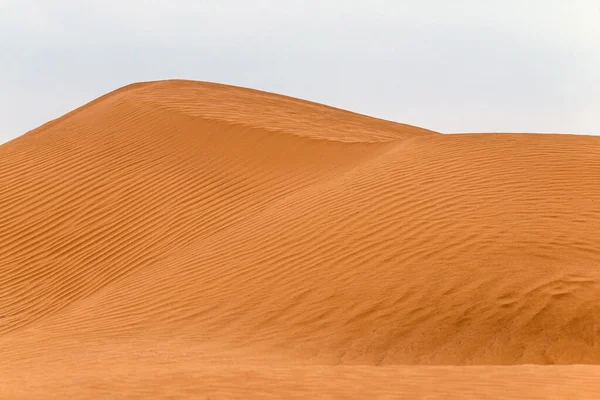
left=1, top=80, right=600, bottom=398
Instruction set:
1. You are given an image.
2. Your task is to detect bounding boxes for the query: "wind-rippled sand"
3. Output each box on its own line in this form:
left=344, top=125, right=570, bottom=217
left=1, top=80, right=600, bottom=399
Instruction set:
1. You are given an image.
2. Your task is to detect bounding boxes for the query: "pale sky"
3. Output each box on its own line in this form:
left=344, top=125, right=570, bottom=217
left=1, top=0, right=599, bottom=144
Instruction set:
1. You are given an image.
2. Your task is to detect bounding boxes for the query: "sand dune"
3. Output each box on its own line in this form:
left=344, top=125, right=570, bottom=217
left=1, top=80, right=600, bottom=398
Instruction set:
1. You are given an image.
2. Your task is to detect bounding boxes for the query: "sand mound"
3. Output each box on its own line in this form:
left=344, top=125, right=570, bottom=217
left=1, top=80, right=600, bottom=398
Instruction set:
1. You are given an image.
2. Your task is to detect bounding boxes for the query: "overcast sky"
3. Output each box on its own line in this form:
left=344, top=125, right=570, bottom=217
left=1, top=0, right=599, bottom=144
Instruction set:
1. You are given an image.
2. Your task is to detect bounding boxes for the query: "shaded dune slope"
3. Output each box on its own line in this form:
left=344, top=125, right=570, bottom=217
left=1, top=80, right=600, bottom=381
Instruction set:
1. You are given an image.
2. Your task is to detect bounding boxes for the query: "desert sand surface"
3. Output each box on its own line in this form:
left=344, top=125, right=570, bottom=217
left=1, top=80, right=600, bottom=399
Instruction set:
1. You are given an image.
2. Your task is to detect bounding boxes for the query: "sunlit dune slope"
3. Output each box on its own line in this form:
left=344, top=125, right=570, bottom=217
left=1, top=80, right=600, bottom=397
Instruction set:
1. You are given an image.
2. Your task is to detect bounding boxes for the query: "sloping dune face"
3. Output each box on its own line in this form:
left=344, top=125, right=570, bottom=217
left=1, top=80, right=600, bottom=398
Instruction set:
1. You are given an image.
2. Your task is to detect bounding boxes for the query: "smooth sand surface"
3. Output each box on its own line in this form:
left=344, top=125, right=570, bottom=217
left=1, top=80, right=600, bottom=398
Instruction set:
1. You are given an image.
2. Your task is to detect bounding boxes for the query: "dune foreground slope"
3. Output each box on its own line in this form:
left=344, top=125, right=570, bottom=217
left=1, top=80, right=600, bottom=398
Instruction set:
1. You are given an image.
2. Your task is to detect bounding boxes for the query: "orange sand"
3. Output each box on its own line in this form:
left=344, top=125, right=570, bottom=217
left=1, top=80, right=600, bottom=398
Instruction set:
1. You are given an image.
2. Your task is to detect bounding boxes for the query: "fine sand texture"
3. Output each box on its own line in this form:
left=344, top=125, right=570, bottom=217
left=1, top=80, right=600, bottom=398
